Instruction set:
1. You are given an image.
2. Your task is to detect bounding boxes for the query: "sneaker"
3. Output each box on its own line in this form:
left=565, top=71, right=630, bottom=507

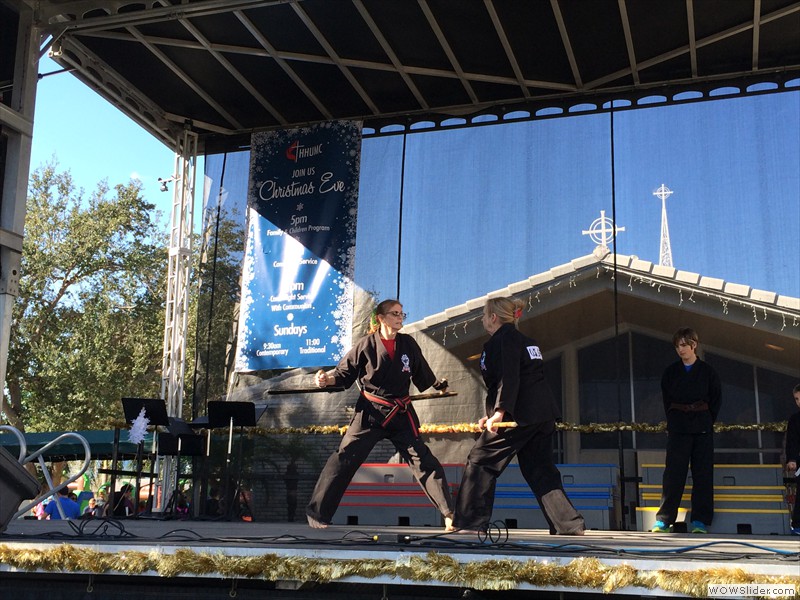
left=791, top=527, right=800, bottom=536
left=651, top=520, right=672, bottom=533
left=690, top=520, right=708, bottom=534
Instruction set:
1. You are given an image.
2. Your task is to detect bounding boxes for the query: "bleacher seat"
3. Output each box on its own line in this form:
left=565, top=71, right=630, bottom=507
left=333, top=462, right=619, bottom=530
left=636, top=462, right=790, bottom=535
left=492, top=463, right=619, bottom=530
left=331, top=463, right=461, bottom=526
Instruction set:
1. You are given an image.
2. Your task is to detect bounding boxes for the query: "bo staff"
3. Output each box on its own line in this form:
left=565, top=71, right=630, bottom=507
left=267, top=387, right=346, bottom=395
left=267, top=388, right=458, bottom=400
left=409, top=391, right=457, bottom=401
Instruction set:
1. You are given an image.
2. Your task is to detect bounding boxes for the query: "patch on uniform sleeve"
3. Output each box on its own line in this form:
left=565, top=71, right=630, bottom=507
left=526, top=345, right=542, bottom=360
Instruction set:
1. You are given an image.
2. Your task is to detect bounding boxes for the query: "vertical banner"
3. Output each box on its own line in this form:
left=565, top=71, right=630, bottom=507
left=235, top=121, right=362, bottom=371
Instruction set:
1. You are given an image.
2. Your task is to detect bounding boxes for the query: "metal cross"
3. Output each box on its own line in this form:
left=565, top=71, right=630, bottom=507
left=582, top=210, right=625, bottom=249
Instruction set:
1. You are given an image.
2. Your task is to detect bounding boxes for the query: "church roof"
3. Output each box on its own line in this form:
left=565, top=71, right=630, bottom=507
left=403, top=250, right=800, bottom=372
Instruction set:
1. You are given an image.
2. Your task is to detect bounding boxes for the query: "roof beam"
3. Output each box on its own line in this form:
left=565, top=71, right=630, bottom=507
left=234, top=10, right=333, bottom=121
left=39, top=0, right=289, bottom=35
left=418, top=0, right=479, bottom=105
left=586, top=2, right=800, bottom=90
left=617, top=0, right=639, bottom=86
left=354, top=0, right=430, bottom=110
left=125, top=26, right=244, bottom=130
left=694, top=3, right=800, bottom=50
left=484, top=0, right=530, bottom=98
left=46, top=36, right=187, bottom=145
left=159, top=3, right=289, bottom=126
left=686, top=0, right=698, bottom=78
left=78, top=30, right=577, bottom=93
left=290, top=1, right=380, bottom=115
left=550, top=0, right=582, bottom=89
left=752, top=0, right=761, bottom=70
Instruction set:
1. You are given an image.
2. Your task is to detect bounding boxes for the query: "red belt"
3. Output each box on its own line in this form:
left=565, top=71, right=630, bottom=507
left=362, top=391, right=418, bottom=437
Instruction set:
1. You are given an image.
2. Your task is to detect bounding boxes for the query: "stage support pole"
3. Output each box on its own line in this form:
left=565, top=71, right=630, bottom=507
left=158, top=124, right=198, bottom=509
left=0, top=5, right=38, bottom=421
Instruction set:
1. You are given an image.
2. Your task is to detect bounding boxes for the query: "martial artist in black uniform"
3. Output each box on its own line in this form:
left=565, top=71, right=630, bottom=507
left=306, top=299, right=454, bottom=529
left=783, top=384, right=800, bottom=535
left=453, top=297, right=585, bottom=535
left=653, top=327, right=722, bottom=533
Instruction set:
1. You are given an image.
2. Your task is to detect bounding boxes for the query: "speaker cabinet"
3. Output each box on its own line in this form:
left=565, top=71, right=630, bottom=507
left=0, top=446, right=41, bottom=532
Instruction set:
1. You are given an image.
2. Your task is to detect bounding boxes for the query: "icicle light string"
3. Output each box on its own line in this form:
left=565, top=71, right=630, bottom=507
left=601, top=268, right=798, bottom=323
left=436, top=269, right=797, bottom=344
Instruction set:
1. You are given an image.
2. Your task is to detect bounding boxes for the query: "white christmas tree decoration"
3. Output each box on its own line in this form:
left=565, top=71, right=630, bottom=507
left=128, top=407, right=150, bottom=445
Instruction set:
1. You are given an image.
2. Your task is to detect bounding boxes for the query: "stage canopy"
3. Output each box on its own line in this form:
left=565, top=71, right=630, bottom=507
left=0, top=430, right=150, bottom=461
left=27, top=0, right=800, bottom=152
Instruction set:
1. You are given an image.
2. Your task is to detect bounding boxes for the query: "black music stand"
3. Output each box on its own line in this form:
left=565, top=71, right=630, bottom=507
left=186, top=415, right=214, bottom=517
left=158, top=417, right=204, bottom=518
left=208, top=401, right=264, bottom=520
left=121, top=397, right=169, bottom=516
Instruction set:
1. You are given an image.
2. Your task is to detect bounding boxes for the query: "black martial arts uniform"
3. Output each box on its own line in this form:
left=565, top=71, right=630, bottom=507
left=306, top=331, right=454, bottom=525
left=784, top=410, right=800, bottom=529
left=453, top=323, right=585, bottom=534
left=656, top=358, right=722, bottom=527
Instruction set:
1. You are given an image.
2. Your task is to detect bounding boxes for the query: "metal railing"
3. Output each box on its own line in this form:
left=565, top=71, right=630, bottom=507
left=0, top=425, right=91, bottom=520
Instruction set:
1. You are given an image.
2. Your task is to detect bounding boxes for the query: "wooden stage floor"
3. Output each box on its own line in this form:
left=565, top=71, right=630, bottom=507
left=1, top=518, right=798, bottom=598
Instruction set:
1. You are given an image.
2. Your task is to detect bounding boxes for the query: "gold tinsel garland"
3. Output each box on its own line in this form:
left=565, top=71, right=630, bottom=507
left=108, top=420, right=787, bottom=436
left=0, top=545, right=796, bottom=597
left=241, top=421, right=788, bottom=437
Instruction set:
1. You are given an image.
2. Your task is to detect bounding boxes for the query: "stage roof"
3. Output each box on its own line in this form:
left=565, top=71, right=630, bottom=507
left=32, top=0, right=800, bottom=153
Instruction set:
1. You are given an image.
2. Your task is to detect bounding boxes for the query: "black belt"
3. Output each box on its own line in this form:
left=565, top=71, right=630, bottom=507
left=669, top=401, right=709, bottom=412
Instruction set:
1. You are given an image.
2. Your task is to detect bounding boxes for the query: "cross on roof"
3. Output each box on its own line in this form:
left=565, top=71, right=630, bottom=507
left=582, top=210, right=625, bottom=250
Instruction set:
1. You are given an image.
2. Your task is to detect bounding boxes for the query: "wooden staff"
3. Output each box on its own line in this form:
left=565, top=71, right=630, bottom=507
left=267, top=388, right=458, bottom=401
left=408, top=391, right=458, bottom=401
left=267, top=387, right=346, bottom=395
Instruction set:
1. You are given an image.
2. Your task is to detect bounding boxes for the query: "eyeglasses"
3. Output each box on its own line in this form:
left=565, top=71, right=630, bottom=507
left=385, top=310, right=407, bottom=319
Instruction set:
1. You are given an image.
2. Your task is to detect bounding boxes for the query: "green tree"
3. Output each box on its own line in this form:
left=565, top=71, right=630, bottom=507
left=189, top=204, right=245, bottom=416
left=3, top=163, right=167, bottom=432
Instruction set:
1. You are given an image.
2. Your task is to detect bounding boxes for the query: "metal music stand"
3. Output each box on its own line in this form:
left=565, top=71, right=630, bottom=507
left=158, top=417, right=204, bottom=517
left=186, top=415, right=214, bottom=517
left=208, top=401, right=264, bottom=521
left=120, top=397, right=169, bottom=516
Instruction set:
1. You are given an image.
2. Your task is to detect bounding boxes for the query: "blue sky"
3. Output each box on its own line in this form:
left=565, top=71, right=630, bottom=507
left=30, top=57, right=182, bottom=226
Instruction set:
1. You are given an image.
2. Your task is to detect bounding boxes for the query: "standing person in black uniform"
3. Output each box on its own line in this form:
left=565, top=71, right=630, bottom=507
left=306, top=299, right=454, bottom=530
left=453, top=297, right=585, bottom=535
left=784, top=383, right=800, bottom=536
left=652, top=327, right=722, bottom=534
